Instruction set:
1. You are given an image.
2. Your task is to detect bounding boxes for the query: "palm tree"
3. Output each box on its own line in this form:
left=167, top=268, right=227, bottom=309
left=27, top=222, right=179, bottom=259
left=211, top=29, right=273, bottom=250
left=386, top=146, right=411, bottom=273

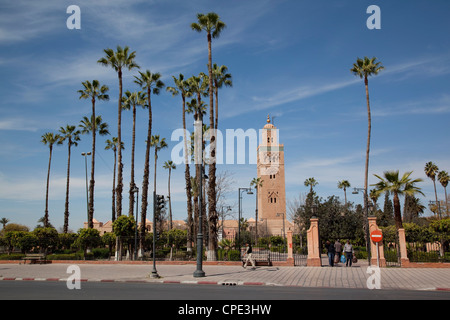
left=105, top=137, right=124, bottom=222
left=122, top=90, right=146, bottom=217
left=337, top=180, right=351, bottom=205
left=41, top=132, right=61, bottom=228
left=191, top=12, right=226, bottom=257
left=351, top=57, right=383, bottom=258
left=58, top=125, right=81, bottom=233
left=151, top=135, right=168, bottom=192
left=79, top=115, right=109, bottom=136
left=372, top=170, right=424, bottom=229
left=187, top=74, right=209, bottom=119
left=250, top=177, right=263, bottom=240
left=350, top=56, right=384, bottom=220
left=167, top=74, right=194, bottom=251
left=79, top=115, right=109, bottom=227
left=369, top=188, right=379, bottom=211
left=438, top=170, right=449, bottom=216
left=212, top=63, right=232, bottom=129
left=98, top=45, right=140, bottom=218
left=424, top=161, right=440, bottom=218
left=134, top=70, right=164, bottom=253
left=0, top=218, right=9, bottom=229
left=187, top=74, right=209, bottom=254
left=410, top=197, right=426, bottom=221
left=304, top=177, right=318, bottom=193
left=78, top=80, right=109, bottom=228
left=163, top=160, right=176, bottom=230
left=404, top=196, right=426, bottom=223
left=150, top=135, right=168, bottom=258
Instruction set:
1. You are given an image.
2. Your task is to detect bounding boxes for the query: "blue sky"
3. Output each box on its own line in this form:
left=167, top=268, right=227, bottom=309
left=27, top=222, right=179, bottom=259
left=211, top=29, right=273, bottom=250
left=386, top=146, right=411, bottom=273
left=1, top=0, right=449, bottom=231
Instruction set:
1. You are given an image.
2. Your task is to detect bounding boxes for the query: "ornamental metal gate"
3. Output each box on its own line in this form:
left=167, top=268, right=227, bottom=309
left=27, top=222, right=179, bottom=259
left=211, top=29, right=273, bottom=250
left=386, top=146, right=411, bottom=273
left=293, top=243, right=308, bottom=266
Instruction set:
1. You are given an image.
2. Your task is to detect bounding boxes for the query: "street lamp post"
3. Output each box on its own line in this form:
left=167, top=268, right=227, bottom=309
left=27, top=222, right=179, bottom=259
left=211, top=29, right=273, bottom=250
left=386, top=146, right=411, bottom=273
left=311, top=203, right=320, bottom=261
left=428, top=200, right=442, bottom=219
left=276, top=212, right=286, bottom=243
left=220, top=206, right=232, bottom=241
left=352, top=187, right=371, bottom=265
left=238, top=187, right=254, bottom=253
left=259, top=218, right=268, bottom=237
left=132, top=186, right=139, bottom=260
left=81, top=152, right=91, bottom=225
left=193, top=119, right=205, bottom=278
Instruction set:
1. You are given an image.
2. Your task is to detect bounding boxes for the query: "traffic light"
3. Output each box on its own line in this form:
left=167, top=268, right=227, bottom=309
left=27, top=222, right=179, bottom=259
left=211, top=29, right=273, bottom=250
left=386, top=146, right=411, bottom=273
left=156, top=194, right=165, bottom=211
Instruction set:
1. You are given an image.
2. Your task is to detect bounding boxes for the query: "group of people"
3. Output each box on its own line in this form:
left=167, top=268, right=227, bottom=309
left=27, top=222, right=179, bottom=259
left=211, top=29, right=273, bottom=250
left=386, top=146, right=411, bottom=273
left=325, top=240, right=356, bottom=267
left=241, top=240, right=357, bottom=269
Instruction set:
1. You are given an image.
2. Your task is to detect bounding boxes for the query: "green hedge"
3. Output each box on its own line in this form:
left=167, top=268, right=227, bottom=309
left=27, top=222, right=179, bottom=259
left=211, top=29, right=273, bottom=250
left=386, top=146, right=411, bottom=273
left=217, top=249, right=241, bottom=261
left=0, top=253, right=24, bottom=260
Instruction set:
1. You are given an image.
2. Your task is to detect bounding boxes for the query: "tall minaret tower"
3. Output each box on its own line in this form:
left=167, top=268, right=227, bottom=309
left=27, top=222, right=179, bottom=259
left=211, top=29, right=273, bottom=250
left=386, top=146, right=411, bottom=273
left=256, top=115, right=287, bottom=236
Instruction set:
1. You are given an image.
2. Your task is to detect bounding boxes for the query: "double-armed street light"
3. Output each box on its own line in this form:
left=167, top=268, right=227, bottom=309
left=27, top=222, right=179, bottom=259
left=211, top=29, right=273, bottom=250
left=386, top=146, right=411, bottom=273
left=219, top=206, right=232, bottom=241
left=238, top=187, right=254, bottom=252
left=81, top=152, right=91, bottom=224
left=276, top=212, right=286, bottom=243
left=193, top=119, right=209, bottom=278
left=131, top=186, right=139, bottom=260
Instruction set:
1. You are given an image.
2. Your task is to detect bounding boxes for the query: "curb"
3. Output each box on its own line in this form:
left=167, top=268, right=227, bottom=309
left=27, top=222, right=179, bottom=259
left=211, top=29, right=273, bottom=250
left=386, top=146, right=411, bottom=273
left=0, top=276, right=270, bottom=287
left=1, top=277, right=449, bottom=292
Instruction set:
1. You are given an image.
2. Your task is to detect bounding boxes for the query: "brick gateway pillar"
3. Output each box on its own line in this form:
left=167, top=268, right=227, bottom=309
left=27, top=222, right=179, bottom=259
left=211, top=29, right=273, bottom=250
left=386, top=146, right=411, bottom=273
left=368, top=216, right=386, bottom=267
left=306, top=217, right=321, bottom=267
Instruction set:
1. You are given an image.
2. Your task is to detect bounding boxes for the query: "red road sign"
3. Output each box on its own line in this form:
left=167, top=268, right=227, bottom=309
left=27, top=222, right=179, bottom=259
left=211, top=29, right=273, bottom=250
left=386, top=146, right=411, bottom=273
left=370, top=230, right=383, bottom=243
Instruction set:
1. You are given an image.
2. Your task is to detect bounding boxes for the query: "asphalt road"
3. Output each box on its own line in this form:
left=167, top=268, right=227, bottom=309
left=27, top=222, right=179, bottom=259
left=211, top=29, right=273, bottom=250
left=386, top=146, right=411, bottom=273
left=1, top=281, right=449, bottom=301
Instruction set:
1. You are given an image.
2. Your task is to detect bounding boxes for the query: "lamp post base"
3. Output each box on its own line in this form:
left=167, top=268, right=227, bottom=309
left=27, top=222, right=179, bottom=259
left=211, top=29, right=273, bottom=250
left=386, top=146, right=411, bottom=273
left=193, top=269, right=205, bottom=278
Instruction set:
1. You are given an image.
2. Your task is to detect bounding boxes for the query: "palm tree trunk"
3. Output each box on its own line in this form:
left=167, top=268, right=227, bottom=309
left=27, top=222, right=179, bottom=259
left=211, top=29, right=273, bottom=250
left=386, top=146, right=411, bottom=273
left=194, top=166, right=200, bottom=247
left=255, top=188, right=258, bottom=242
left=393, top=192, right=403, bottom=229
left=112, top=148, right=118, bottom=261
left=168, top=167, right=172, bottom=230
left=207, top=31, right=218, bottom=260
left=89, top=98, right=96, bottom=229
left=433, top=180, right=440, bottom=219
left=203, top=174, right=207, bottom=247
left=364, top=76, right=371, bottom=201
left=63, top=141, right=71, bottom=233
left=153, top=149, right=158, bottom=257
left=214, top=86, right=219, bottom=129
left=154, top=150, right=158, bottom=194
left=364, top=76, right=372, bottom=260
left=116, top=68, right=123, bottom=218
left=112, top=150, right=116, bottom=222
left=445, top=187, right=449, bottom=216
left=183, top=95, right=193, bottom=252
left=140, top=90, right=152, bottom=254
left=129, top=104, right=137, bottom=217
left=44, top=145, right=53, bottom=228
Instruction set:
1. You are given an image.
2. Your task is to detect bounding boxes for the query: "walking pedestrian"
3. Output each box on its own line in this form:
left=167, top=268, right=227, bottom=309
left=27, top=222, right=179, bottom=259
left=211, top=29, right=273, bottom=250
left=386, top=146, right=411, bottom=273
left=243, top=242, right=255, bottom=269
left=334, top=239, right=342, bottom=265
left=343, top=240, right=354, bottom=267
left=325, top=240, right=335, bottom=267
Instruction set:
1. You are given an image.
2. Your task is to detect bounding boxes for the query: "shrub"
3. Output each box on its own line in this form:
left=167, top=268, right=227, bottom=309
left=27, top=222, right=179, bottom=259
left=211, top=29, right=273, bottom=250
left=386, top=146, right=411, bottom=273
left=0, top=253, right=24, bottom=260
left=33, top=227, right=58, bottom=253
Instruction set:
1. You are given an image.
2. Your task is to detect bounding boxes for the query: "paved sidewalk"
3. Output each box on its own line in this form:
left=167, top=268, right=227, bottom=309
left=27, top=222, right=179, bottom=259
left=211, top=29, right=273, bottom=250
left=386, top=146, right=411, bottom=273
left=1, top=261, right=450, bottom=292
